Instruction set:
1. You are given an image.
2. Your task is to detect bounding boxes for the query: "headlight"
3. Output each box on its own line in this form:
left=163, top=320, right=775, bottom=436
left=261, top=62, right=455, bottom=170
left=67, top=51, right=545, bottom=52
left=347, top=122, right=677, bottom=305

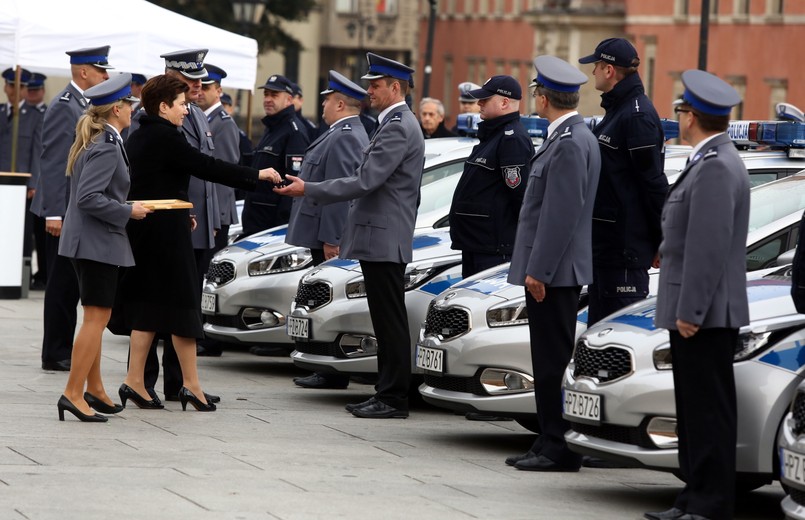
left=653, top=343, right=672, bottom=370
left=733, top=331, right=773, bottom=361
left=248, top=249, right=312, bottom=276
left=487, top=297, right=528, bottom=327
left=345, top=263, right=453, bottom=299
left=345, top=277, right=367, bottom=299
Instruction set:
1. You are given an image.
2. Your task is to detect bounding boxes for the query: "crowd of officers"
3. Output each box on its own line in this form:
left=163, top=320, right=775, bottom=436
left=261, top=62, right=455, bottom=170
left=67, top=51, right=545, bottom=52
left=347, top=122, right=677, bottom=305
left=1, top=35, right=752, bottom=520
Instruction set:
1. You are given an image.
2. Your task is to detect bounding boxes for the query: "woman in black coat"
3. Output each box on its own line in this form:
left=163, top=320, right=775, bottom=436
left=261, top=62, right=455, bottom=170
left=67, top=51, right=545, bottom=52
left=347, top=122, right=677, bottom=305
left=113, top=75, right=279, bottom=412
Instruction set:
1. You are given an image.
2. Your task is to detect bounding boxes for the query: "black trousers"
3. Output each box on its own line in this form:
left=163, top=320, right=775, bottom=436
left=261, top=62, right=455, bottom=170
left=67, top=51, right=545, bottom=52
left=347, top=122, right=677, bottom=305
left=41, top=234, right=79, bottom=363
left=361, top=260, right=410, bottom=410
left=461, top=250, right=510, bottom=279
left=525, top=285, right=582, bottom=468
left=670, top=328, right=737, bottom=520
left=587, top=266, right=649, bottom=327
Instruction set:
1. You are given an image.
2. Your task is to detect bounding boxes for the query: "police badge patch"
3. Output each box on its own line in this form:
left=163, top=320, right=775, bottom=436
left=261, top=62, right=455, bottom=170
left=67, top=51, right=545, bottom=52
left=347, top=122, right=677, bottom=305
left=504, top=166, right=522, bottom=188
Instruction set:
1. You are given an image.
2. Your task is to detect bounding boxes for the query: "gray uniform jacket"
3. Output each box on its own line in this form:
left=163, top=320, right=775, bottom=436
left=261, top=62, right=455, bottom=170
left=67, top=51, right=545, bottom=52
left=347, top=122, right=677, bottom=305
left=58, top=128, right=134, bottom=267
left=182, top=103, right=219, bottom=249
left=286, top=115, right=369, bottom=249
left=0, top=102, right=43, bottom=188
left=304, top=104, right=425, bottom=263
left=30, top=83, right=86, bottom=218
left=206, top=104, right=240, bottom=226
left=654, top=133, right=750, bottom=330
left=508, top=114, right=601, bottom=287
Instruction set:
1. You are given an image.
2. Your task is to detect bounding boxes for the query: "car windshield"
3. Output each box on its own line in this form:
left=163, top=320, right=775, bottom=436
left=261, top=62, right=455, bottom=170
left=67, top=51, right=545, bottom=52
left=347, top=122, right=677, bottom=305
left=749, top=172, right=805, bottom=232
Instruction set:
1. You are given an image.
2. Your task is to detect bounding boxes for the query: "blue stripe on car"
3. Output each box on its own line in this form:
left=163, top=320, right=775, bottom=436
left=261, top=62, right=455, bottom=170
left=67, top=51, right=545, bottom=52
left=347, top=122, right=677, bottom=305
left=758, top=340, right=805, bottom=372
left=419, top=274, right=463, bottom=295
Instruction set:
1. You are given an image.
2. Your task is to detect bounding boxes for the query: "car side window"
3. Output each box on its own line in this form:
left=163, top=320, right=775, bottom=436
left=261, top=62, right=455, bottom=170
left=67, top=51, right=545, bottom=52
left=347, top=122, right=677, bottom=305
left=420, top=160, right=465, bottom=186
left=747, top=229, right=792, bottom=271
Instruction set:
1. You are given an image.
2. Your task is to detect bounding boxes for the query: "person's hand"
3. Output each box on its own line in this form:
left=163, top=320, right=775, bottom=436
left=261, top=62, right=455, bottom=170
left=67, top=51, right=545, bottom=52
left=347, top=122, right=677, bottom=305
left=129, top=201, right=152, bottom=220
left=27, top=188, right=35, bottom=199
left=324, top=243, right=340, bottom=260
left=45, top=219, right=62, bottom=237
left=189, top=215, right=198, bottom=232
left=525, top=275, right=546, bottom=302
left=258, top=167, right=282, bottom=183
left=676, top=319, right=700, bottom=338
left=274, top=174, right=305, bottom=197
left=652, top=252, right=661, bottom=269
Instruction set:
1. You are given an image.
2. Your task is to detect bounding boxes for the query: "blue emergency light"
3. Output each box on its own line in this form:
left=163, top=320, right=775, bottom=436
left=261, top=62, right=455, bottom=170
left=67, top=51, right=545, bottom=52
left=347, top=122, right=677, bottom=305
left=727, top=120, right=805, bottom=156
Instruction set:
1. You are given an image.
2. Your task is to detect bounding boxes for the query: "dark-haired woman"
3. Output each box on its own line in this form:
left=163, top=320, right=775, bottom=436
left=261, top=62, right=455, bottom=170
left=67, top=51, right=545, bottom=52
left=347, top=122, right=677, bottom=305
left=57, top=73, right=151, bottom=422
left=113, top=74, right=279, bottom=412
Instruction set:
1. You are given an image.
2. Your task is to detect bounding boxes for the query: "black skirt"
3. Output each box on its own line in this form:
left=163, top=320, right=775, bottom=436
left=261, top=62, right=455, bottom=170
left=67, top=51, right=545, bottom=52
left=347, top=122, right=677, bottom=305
left=109, top=208, right=204, bottom=339
left=71, top=258, right=119, bottom=308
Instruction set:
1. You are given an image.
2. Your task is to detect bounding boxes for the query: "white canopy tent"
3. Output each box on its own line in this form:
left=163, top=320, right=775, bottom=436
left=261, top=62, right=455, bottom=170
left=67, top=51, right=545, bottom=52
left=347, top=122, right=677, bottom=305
left=0, top=0, right=258, bottom=90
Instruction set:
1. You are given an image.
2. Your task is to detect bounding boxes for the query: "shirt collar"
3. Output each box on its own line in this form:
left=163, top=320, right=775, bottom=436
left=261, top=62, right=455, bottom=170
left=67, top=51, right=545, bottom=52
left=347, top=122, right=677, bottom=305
left=328, top=114, right=360, bottom=129
left=104, top=122, right=122, bottom=141
left=689, top=132, right=724, bottom=162
left=547, top=111, right=578, bottom=138
left=70, top=80, right=85, bottom=97
left=203, top=101, right=222, bottom=117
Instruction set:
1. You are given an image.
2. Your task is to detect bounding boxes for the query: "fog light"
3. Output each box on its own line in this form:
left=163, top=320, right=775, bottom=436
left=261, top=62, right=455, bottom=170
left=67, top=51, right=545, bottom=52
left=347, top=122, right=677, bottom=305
left=339, top=335, right=378, bottom=357
left=653, top=344, right=672, bottom=370
left=241, top=308, right=284, bottom=330
left=646, top=417, right=678, bottom=448
left=480, top=368, right=534, bottom=395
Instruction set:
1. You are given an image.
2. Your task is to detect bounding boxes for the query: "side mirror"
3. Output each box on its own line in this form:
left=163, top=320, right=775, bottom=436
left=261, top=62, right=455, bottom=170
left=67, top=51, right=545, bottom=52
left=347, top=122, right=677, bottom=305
left=776, top=248, right=796, bottom=266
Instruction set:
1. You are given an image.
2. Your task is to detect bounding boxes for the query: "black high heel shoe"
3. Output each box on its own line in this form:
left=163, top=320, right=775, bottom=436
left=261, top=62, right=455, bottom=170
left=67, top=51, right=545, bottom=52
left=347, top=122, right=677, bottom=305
left=179, top=387, right=216, bottom=412
left=118, top=384, right=164, bottom=409
left=57, top=395, right=108, bottom=422
left=84, top=392, right=124, bottom=414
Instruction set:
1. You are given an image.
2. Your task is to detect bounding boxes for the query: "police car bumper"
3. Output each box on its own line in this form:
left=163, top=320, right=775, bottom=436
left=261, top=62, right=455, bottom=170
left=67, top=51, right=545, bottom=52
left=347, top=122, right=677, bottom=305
left=778, top=386, right=805, bottom=511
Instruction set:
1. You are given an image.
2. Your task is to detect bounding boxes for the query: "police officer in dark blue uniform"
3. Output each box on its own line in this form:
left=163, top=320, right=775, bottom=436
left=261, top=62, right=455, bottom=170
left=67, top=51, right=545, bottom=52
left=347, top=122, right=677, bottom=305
left=290, top=82, right=319, bottom=141
left=449, top=75, right=533, bottom=278
left=241, top=74, right=310, bottom=237
left=578, top=38, right=668, bottom=326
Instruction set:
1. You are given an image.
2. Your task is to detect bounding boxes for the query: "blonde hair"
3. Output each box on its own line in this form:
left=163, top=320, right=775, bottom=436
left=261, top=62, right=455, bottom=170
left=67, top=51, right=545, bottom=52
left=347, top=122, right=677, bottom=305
left=66, top=101, right=123, bottom=176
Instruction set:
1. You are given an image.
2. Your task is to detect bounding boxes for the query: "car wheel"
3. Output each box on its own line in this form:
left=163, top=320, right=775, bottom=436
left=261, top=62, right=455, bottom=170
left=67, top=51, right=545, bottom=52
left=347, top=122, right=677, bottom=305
left=515, top=418, right=541, bottom=433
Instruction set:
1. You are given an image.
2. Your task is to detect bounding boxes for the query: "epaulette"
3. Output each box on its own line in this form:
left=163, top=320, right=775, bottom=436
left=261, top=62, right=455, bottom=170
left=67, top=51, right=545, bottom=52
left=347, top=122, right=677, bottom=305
left=291, top=120, right=299, bottom=131
left=59, top=91, right=72, bottom=103
left=559, top=126, right=573, bottom=139
left=219, top=111, right=232, bottom=120
left=703, top=148, right=718, bottom=160
left=37, top=105, right=46, bottom=113
left=105, top=130, right=117, bottom=144
left=342, top=123, right=352, bottom=132
left=633, top=98, right=641, bottom=112
left=504, top=129, right=514, bottom=136
left=388, top=112, right=403, bottom=123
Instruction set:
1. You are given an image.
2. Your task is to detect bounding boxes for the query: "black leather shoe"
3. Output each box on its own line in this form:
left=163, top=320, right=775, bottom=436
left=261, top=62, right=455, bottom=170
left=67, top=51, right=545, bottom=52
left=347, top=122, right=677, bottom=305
left=505, top=450, right=537, bottom=467
left=294, top=373, right=349, bottom=389
left=351, top=400, right=408, bottom=419
left=119, top=384, right=164, bottom=409
left=197, top=345, right=222, bottom=357
left=165, top=392, right=220, bottom=403
left=345, top=397, right=377, bottom=413
left=178, top=387, right=216, bottom=412
left=643, top=507, right=686, bottom=520
left=42, top=359, right=71, bottom=371
left=84, top=392, right=124, bottom=414
left=582, top=455, right=631, bottom=468
left=514, top=454, right=580, bottom=472
left=58, top=395, right=107, bottom=422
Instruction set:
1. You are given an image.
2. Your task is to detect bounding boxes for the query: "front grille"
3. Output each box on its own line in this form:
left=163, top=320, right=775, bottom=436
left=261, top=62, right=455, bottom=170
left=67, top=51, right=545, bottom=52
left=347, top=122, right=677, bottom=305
left=792, top=391, right=805, bottom=436
left=294, top=340, right=344, bottom=358
left=423, top=372, right=487, bottom=395
left=570, top=421, right=654, bottom=449
left=294, top=281, right=332, bottom=310
left=203, top=314, right=243, bottom=329
left=424, top=305, right=470, bottom=339
left=791, top=487, right=805, bottom=506
left=573, top=341, right=633, bottom=383
left=206, top=261, right=236, bottom=286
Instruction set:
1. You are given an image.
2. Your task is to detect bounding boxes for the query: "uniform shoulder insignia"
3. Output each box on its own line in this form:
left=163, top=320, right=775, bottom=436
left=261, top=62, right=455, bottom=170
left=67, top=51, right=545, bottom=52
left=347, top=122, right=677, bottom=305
left=559, top=126, right=573, bottom=139
left=59, top=91, right=72, bottom=103
left=105, top=131, right=116, bottom=144
left=703, top=148, right=719, bottom=160
left=291, top=120, right=299, bottom=131
left=633, top=98, right=641, bottom=112
left=219, top=111, right=232, bottom=120
left=389, top=112, right=403, bottom=123
left=504, top=129, right=514, bottom=136
left=342, top=123, right=352, bottom=131
left=37, top=105, right=46, bottom=113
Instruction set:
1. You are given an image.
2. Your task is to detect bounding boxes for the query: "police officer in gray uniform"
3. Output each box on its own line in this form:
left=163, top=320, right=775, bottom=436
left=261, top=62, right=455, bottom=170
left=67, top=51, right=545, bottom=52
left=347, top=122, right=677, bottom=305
left=286, top=70, right=370, bottom=389
left=276, top=53, right=425, bottom=418
left=505, top=56, right=600, bottom=472
left=645, top=71, right=749, bottom=520
left=31, top=46, right=112, bottom=372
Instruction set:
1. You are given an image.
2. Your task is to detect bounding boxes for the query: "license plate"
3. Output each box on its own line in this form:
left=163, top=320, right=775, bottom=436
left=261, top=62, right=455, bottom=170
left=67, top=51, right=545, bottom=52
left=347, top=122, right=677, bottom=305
left=781, top=448, right=805, bottom=486
left=563, top=389, right=601, bottom=423
left=201, top=293, right=216, bottom=313
left=415, top=345, right=444, bottom=374
left=287, top=316, right=310, bottom=339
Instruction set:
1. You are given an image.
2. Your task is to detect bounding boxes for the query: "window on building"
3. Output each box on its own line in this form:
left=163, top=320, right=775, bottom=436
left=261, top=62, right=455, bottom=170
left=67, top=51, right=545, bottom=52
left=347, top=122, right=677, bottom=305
left=496, top=60, right=505, bottom=76
left=674, top=0, right=690, bottom=15
left=767, top=0, right=783, bottom=15
left=728, top=76, right=746, bottom=119
left=374, top=0, right=397, bottom=15
left=734, top=0, right=750, bottom=15
left=478, top=61, right=487, bottom=85
left=467, top=59, right=477, bottom=87
left=710, top=0, right=719, bottom=14
left=444, top=57, right=454, bottom=118
left=766, top=78, right=788, bottom=119
left=336, top=0, right=357, bottom=13
left=494, top=0, right=505, bottom=15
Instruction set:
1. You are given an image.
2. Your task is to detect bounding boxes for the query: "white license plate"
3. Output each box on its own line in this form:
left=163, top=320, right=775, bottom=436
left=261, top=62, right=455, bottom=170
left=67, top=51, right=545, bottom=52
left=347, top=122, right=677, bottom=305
left=416, top=345, right=444, bottom=374
left=563, top=389, right=601, bottom=423
left=781, top=448, right=805, bottom=485
left=287, top=316, right=310, bottom=339
left=201, top=293, right=216, bottom=313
